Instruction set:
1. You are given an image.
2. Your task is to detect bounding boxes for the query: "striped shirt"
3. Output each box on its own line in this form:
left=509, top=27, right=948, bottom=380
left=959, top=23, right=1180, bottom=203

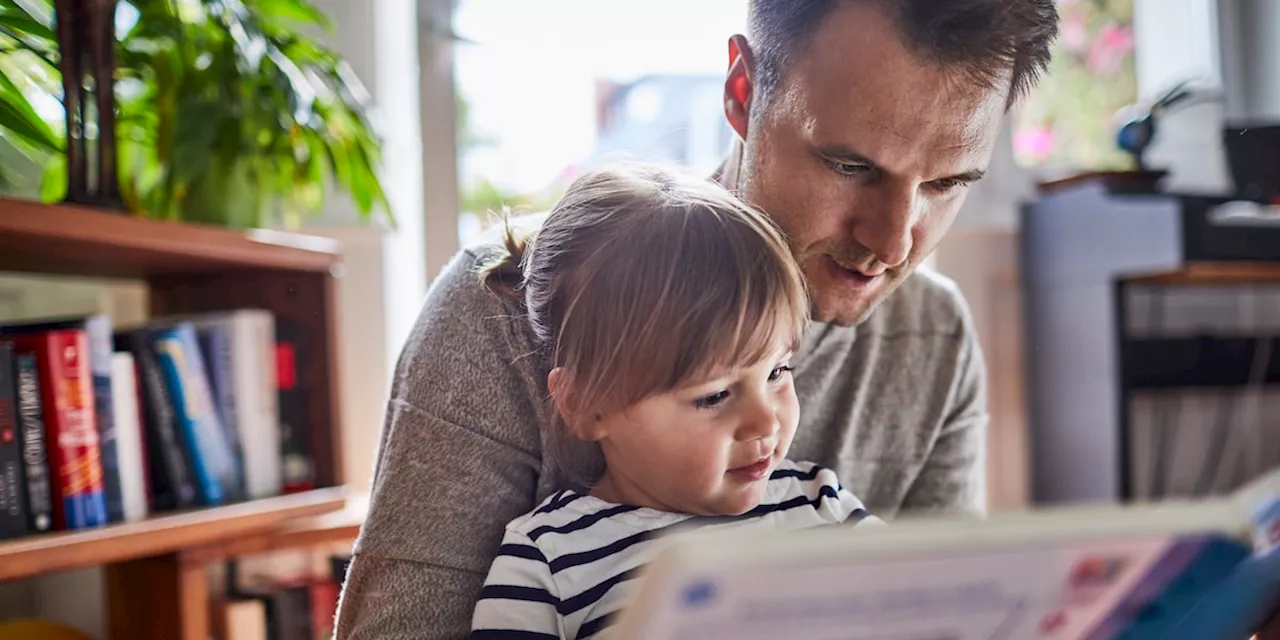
left=469, top=460, right=879, bottom=639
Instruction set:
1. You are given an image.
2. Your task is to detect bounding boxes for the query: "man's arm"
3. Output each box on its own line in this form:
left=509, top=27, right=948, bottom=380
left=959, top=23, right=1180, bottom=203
left=900, top=315, right=989, bottom=517
left=334, top=249, right=554, bottom=639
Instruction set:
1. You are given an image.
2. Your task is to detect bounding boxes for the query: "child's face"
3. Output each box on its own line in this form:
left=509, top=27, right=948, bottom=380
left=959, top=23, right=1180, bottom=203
left=586, top=341, right=799, bottom=516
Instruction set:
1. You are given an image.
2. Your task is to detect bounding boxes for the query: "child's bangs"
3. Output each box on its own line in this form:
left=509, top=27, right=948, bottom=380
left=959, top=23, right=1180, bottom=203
left=570, top=202, right=808, bottom=413
left=672, top=263, right=806, bottom=390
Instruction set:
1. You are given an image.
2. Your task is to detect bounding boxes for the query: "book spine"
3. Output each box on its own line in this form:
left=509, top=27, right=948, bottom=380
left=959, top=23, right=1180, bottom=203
left=85, top=315, right=123, bottom=523
left=276, top=321, right=314, bottom=494
left=238, top=312, right=281, bottom=500
left=110, top=353, right=149, bottom=522
left=198, top=325, right=245, bottom=501
left=308, top=580, right=340, bottom=640
left=151, top=326, right=238, bottom=506
left=20, top=330, right=108, bottom=530
left=272, top=584, right=314, bottom=640
left=122, top=331, right=198, bottom=510
left=14, top=353, right=52, bottom=533
left=0, top=343, right=29, bottom=538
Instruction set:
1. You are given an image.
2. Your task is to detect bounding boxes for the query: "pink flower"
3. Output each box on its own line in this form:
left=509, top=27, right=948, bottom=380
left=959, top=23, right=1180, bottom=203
left=1014, top=127, right=1056, bottom=161
left=1087, top=23, right=1134, bottom=74
left=1060, top=15, right=1088, bottom=53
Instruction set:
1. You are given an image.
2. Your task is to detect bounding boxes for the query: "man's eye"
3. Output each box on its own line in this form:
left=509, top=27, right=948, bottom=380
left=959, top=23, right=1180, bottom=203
left=828, top=160, right=871, bottom=177
left=694, top=390, right=730, bottom=410
left=927, top=178, right=966, bottom=193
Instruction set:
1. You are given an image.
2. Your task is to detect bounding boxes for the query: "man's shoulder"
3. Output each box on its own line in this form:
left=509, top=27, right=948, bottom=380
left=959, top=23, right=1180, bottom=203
left=422, top=244, right=504, bottom=314
left=863, top=266, right=974, bottom=340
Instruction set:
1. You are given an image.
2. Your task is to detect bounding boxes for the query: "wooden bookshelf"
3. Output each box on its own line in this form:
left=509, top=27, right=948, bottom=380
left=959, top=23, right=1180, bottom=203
left=0, top=487, right=349, bottom=582
left=0, top=197, right=341, bottom=277
left=0, top=198, right=351, bottom=640
left=1124, top=261, right=1280, bottom=285
left=183, top=493, right=367, bottom=566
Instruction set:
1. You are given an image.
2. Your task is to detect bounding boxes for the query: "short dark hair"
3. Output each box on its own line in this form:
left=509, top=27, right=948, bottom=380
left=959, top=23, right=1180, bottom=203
left=748, top=0, right=1060, bottom=109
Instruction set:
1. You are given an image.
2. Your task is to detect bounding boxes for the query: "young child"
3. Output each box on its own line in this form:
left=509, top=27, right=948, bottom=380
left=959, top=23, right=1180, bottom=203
left=470, top=163, right=879, bottom=639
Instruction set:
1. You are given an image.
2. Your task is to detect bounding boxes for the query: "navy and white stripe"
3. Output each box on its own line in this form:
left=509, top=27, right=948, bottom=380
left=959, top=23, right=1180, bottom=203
left=470, top=459, right=879, bottom=639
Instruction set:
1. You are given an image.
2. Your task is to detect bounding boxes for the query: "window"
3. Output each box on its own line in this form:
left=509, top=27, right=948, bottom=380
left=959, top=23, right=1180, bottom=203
left=452, top=0, right=747, bottom=247
left=1013, top=0, right=1138, bottom=171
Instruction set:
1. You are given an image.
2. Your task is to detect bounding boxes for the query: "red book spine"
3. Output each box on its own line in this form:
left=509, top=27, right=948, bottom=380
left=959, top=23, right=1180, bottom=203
left=13, top=330, right=107, bottom=530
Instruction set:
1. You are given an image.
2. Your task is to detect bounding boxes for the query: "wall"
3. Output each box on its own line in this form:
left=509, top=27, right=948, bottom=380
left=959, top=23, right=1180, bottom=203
left=1219, top=0, right=1280, bottom=123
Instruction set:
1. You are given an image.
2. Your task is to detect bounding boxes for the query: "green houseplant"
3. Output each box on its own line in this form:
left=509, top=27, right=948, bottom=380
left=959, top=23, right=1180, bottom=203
left=0, top=0, right=391, bottom=229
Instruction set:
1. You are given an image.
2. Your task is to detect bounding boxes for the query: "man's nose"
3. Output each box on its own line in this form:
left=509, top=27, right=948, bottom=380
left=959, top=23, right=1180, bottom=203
left=849, top=184, right=915, bottom=269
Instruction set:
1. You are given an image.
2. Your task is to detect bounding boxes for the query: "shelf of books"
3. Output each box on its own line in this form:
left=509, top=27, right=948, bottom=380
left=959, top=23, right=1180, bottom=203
left=0, top=199, right=350, bottom=639
left=0, top=487, right=349, bottom=581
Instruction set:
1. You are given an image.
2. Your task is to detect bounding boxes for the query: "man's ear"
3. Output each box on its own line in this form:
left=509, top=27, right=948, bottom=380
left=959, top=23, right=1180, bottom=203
left=549, top=368, right=608, bottom=442
left=724, top=34, right=755, bottom=141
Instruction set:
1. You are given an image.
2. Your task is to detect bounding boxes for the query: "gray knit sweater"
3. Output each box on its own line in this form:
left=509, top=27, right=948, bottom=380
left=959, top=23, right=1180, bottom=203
left=333, top=245, right=988, bottom=639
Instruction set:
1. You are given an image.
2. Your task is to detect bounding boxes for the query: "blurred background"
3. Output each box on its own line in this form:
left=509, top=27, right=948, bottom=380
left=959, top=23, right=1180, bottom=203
left=0, top=0, right=1277, bottom=638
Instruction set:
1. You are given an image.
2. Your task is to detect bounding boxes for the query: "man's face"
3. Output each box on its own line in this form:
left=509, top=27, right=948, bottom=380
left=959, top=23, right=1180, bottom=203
left=734, top=2, right=1009, bottom=325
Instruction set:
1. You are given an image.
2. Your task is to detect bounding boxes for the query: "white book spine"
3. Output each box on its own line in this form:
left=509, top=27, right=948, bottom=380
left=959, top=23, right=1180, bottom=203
left=234, top=312, right=282, bottom=499
left=109, top=352, right=148, bottom=522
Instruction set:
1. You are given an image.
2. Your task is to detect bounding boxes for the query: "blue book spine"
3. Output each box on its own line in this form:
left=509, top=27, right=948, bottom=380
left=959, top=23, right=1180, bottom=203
left=197, top=326, right=245, bottom=501
left=150, top=325, right=238, bottom=507
left=84, top=315, right=123, bottom=523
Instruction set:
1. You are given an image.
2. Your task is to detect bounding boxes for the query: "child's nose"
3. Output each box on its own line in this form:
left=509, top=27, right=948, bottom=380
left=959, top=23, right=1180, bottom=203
left=734, top=396, right=780, bottom=442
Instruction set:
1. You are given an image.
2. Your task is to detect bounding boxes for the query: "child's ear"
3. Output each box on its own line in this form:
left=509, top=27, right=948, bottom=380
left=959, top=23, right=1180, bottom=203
left=548, top=367, right=608, bottom=442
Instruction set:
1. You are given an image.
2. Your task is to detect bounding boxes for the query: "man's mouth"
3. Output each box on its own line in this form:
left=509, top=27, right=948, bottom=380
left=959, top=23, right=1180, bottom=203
left=824, top=254, right=881, bottom=288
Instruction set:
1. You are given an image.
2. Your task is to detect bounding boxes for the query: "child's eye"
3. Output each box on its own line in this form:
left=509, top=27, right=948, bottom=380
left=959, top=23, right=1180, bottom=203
left=768, top=365, right=794, bottom=382
left=694, top=390, right=730, bottom=410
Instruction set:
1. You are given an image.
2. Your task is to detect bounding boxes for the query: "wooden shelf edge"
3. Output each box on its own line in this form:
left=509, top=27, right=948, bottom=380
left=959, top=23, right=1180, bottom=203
left=0, top=197, right=341, bottom=277
left=1123, top=262, right=1280, bottom=285
left=184, top=494, right=368, bottom=564
left=0, top=486, right=349, bottom=582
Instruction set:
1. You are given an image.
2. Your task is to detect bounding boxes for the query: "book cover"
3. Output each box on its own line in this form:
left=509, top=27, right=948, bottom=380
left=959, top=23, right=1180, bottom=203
left=2, top=315, right=123, bottom=522
left=117, top=329, right=198, bottom=511
left=11, top=330, right=107, bottom=530
left=13, top=353, right=52, bottom=533
left=612, top=467, right=1280, bottom=640
left=149, top=324, right=240, bottom=506
left=0, top=342, right=29, bottom=538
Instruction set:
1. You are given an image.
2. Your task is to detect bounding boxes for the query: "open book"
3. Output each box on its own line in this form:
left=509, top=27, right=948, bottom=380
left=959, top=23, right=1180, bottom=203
left=609, top=467, right=1280, bottom=640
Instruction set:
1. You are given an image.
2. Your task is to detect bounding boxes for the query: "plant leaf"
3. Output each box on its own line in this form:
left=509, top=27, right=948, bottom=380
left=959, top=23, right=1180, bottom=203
left=0, top=67, right=59, bottom=151
left=248, top=0, right=332, bottom=31
left=0, top=1, right=56, bottom=42
left=39, top=150, right=64, bottom=203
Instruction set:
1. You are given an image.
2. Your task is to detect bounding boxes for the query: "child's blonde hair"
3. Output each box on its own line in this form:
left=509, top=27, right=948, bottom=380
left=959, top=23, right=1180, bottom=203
left=481, top=162, right=808, bottom=429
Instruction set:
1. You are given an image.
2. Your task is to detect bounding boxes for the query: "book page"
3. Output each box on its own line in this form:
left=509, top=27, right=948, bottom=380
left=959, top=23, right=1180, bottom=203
left=617, top=535, right=1234, bottom=640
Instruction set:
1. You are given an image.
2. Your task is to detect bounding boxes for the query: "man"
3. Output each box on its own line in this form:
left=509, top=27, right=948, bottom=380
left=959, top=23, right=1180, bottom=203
left=335, top=1, right=1059, bottom=637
